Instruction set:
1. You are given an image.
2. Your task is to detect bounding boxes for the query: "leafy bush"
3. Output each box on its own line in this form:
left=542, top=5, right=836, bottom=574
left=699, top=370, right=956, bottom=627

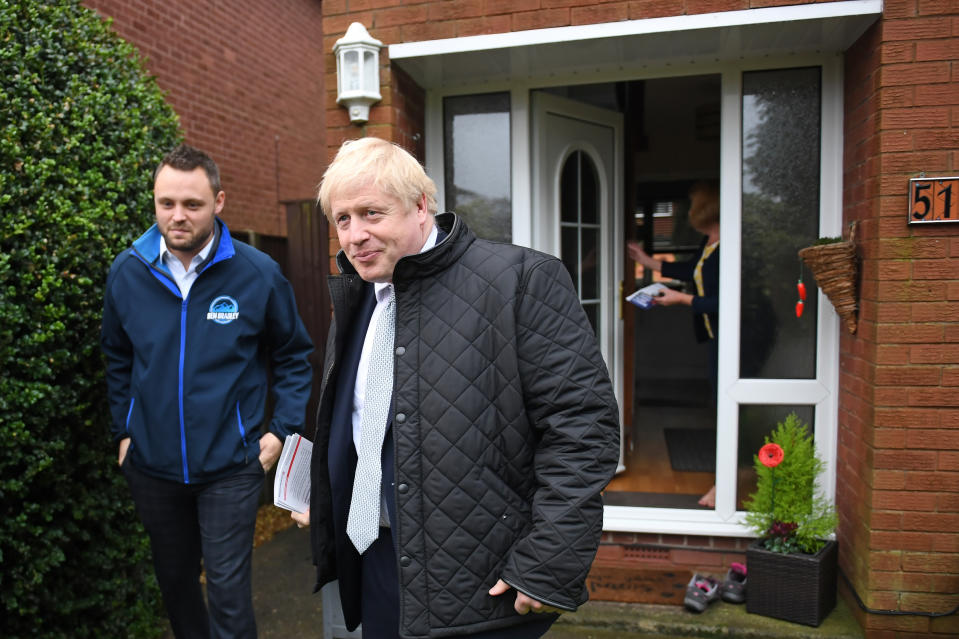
left=743, top=413, right=838, bottom=555
left=0, top=1, right=181, bottom=636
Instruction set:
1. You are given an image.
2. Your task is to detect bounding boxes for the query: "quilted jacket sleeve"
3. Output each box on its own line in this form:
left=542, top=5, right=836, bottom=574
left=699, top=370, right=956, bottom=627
left=503, top=256, right=620, bottom=610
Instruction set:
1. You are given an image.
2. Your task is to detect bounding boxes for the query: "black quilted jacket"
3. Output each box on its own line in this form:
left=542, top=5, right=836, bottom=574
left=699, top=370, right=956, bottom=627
left=310, top=213, right=620, bottom=637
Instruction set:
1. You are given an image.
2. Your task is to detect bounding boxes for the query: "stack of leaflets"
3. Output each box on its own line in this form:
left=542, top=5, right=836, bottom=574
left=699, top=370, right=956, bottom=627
left=625, top=282, right=668, bottom=309
left=273, top=433, right=312, bottom=513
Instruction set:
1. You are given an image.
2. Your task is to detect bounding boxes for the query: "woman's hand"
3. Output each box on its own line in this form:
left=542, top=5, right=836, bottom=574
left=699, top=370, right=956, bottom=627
left=626, top=241, right=661, bottom=272
left=654, top=287, right=694, bottom=307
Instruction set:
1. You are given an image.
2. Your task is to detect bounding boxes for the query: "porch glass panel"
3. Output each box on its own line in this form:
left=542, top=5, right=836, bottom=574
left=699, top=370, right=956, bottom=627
left=443, top=92, right=511, bottom=241
left=736, top=404, right=816, bottom=509
left=740, top=67, right=821, bottom=379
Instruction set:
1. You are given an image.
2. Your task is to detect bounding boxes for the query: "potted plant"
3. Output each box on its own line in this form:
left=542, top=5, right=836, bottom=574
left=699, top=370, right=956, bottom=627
left=743, top=412, right=839, bottom=627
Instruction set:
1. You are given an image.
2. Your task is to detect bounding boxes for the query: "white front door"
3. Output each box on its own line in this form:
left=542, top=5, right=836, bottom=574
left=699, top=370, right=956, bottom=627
left=531, top=91, right=624, bottom=470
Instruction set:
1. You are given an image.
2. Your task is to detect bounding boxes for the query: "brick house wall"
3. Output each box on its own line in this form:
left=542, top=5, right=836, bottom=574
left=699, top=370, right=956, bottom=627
left=840, top=0, right=959, bottom=635
left=85, top=0, right=326, bottom=238
left=323, top=1, right=959, bottom=636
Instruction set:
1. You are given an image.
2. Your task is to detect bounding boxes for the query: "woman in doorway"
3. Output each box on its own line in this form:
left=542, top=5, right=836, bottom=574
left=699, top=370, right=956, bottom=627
left=627, top=180, right=719, bottom=507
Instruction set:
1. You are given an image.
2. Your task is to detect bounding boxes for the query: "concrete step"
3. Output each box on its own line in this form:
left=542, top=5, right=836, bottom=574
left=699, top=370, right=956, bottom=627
left=548, top=598, right=864, bottom=639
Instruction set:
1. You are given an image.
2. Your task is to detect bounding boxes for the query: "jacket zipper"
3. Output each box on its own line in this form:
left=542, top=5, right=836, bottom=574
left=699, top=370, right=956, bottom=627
left=236, top=401, right=248, bottom=447
left=178, top=297, right=190, bottom=483
left=125, top=397, right=135, bottom=432
left=125, top=398, right=135, bottom=453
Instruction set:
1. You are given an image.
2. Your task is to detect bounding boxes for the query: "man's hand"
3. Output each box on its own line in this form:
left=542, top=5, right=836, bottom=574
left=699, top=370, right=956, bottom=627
left=488, top=579, right=563, bottom=615
left=291, top=507, right=310, bottom=528
left=118, top=437, right=131, bottom=466
left=258, top=432, right=283, bottom=472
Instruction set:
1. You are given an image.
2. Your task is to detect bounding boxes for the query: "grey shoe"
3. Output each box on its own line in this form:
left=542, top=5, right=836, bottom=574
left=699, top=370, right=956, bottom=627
left=684, top=574, right=720, bottom=612
left=720, top=562, right=747, bottom=603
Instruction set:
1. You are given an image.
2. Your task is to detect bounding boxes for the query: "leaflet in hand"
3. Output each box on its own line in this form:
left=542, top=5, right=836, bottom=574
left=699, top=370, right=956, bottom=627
left=273, top=433, right=312, bottom=513
left=626, top=283, right=668, bottom=309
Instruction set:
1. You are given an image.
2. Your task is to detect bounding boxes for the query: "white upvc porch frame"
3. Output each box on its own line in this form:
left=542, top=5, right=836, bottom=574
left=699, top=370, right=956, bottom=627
left=397, top=3, right=876, bottom=538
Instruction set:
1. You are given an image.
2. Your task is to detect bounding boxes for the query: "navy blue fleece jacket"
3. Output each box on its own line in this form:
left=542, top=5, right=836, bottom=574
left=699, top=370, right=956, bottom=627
left=101, top=218, right=313, bottom=483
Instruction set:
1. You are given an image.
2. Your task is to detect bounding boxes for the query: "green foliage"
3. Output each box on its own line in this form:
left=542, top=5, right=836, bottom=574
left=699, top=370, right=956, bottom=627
left=812, top=236, right=843, bottom=245
left=743, top=413, right=838, bottom=555
left=0, top=1, right=180, bottom=636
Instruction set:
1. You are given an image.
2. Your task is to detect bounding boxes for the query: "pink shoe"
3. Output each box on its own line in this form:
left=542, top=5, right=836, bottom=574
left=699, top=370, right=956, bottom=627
left=684, top=574, right=720, bottom=612
left=720, top=562, right=747, bottom=603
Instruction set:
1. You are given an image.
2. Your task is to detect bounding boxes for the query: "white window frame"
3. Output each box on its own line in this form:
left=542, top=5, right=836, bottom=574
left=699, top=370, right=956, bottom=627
left=424, top=54, right=845, bottom=541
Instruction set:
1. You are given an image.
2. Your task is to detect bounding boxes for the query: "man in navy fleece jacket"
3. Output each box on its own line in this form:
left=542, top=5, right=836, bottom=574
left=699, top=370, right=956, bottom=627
left=101, top=144, right=313, bottom=639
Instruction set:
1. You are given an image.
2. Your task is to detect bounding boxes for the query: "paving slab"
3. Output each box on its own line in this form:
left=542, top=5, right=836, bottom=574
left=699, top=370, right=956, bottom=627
left=163, top=525, right=864, bottom=638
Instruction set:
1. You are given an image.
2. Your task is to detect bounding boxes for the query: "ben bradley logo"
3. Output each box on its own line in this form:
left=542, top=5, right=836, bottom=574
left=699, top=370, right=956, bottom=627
left=207, top=296, right=239, bottom=324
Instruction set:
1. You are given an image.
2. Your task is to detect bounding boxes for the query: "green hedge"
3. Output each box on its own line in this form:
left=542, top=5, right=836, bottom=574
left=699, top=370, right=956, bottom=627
left=1, top=1, right=181, bottom=636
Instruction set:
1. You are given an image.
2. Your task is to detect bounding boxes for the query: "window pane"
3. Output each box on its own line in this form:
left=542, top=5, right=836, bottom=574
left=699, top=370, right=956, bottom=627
left=583, top=303, right=599, bottom=338
left=580, top=154, right=599, bottom=224
left=560, top=153, right=578, bottom=223
left=561, top=226, right=579, bottom=291
left=581, top=227, right=599, bottom=300
left=443, top=93, right=511, bottom=241
left=736, top=405, right=815, bottom=509
left=740, top=67, right=821, bottom=379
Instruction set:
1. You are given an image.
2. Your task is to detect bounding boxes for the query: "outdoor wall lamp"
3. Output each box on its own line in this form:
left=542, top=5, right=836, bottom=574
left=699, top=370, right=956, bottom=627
left=334, top=22, right=383, bottom=125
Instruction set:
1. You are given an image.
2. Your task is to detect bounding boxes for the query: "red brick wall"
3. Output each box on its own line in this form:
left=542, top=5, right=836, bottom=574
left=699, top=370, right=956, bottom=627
left=841, top=0, right=959, bottom=635
left=85, top=0, right=326, bottom=237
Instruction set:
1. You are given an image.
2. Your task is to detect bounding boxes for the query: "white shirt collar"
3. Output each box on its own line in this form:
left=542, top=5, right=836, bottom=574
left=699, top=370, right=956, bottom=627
left=374, top=223, right=438, bottom=299
left=159, top=230, right=215, bottom=269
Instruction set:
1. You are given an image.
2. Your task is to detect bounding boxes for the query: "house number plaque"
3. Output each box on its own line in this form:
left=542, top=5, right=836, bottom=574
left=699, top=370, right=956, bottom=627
left=909, top=176, right=959, bottom=224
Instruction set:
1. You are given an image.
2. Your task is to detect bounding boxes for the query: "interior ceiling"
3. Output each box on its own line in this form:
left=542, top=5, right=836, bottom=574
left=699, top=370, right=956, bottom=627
left=389, top=7, right=880, bottom=89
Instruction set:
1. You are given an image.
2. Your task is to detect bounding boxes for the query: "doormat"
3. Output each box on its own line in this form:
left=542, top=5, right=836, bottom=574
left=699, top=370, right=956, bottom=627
left=663, top=428, right=716, bottom=473
left=604, top=490, right=709, bottom=509
left=586, top=563, right=690, bottom=605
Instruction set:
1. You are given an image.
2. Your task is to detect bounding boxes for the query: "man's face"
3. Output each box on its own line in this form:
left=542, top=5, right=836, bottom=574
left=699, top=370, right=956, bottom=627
left=330, top=182, right=430, bottom=283
left=154, top=165, right=224, bottom=260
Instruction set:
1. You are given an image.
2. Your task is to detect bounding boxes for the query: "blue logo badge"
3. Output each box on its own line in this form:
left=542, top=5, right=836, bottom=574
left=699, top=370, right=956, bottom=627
left=207, top=296, right=239, bottom=324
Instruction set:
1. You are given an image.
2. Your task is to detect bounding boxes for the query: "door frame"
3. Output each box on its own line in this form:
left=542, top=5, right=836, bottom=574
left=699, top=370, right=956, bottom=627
left=530, top=91, right=625, bottom=471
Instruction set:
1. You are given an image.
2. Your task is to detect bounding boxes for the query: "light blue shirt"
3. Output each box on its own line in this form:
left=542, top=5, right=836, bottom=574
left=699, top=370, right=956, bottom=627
left=159, top=232, right=215, bottom=298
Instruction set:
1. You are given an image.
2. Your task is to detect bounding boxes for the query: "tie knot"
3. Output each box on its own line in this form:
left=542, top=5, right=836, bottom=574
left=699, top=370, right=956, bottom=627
left=377, top=284, right=394, bottom=305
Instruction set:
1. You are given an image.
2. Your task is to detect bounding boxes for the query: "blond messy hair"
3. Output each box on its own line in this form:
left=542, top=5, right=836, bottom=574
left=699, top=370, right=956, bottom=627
left=317, top=137, right=437, bottom=222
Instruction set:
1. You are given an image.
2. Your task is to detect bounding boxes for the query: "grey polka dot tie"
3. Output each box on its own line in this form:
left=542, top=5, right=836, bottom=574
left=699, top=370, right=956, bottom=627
left=346, top=289, right=396, bottom=554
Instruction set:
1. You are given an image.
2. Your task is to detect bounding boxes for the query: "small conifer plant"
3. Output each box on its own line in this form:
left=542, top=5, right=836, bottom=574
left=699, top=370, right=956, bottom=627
left=743, top=413, right=838, bottom=554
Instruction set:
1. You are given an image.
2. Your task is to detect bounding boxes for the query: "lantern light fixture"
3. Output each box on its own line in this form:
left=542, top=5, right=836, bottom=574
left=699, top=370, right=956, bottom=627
left=334, top=22, right=383, bottom=125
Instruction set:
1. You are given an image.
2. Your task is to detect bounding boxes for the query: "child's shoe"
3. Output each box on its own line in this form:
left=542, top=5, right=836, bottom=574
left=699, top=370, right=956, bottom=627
left=684, top=574, right=720, bottom=612
left=720, top=562, right=747, bottom=603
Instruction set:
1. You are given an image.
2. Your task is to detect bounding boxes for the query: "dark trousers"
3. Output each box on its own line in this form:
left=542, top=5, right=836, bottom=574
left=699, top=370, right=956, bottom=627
left=359, top=528, right=556, bottom=639
left=123, top=456, right=263, bottom=639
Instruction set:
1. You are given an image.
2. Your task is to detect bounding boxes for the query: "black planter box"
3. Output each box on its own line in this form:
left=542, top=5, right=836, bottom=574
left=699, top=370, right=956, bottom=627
left=745, top=538, right=838, bottom=627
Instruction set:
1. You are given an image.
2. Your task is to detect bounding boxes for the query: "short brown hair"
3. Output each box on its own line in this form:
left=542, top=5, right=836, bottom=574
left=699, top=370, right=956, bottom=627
left=154, top=143, right=221, bottom=196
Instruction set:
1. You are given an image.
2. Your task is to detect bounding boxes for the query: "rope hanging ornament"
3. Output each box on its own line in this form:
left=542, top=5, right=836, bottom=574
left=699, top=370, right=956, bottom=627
left=797, top=222, right=859, bottom=334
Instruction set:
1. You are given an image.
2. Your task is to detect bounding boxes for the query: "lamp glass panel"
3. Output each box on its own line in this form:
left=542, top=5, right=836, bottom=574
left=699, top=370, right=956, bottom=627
left=363, top=50, right=376, bottom=92
left=343, top=50, right=360, bottom=91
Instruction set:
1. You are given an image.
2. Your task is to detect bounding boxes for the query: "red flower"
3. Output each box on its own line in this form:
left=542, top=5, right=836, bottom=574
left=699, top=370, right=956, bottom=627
left=759, top=443, right=784, bottom=468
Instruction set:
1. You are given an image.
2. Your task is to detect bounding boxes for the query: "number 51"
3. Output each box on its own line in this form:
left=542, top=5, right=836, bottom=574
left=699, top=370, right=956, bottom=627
left=909, top=178, right=957, bottom=224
